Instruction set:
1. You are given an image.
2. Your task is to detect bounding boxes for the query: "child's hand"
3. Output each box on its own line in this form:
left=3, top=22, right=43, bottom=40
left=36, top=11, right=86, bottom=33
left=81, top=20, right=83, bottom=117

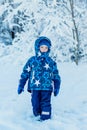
left=17, top=86, right=24, bottom=94
left=54, top=89, right=59, bottom=96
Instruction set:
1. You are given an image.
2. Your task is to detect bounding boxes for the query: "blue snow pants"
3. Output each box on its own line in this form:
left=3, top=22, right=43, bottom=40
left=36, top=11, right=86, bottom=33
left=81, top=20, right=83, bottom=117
left=31, top=90, right=52, bottom=120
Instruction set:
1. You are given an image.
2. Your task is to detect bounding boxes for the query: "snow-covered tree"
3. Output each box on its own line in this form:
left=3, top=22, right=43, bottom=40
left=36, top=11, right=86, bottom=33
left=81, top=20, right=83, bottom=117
left=0, top=0, right=87, bottom=64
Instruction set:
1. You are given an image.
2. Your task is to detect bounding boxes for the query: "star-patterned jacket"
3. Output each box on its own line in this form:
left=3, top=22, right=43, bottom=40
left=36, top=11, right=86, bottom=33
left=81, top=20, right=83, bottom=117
left=19, top=36, right=61, bottom=92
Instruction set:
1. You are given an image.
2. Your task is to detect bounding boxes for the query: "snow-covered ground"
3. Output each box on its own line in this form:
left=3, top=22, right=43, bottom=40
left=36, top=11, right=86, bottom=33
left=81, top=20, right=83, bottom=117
left=0, top=61, right=87, bottom=130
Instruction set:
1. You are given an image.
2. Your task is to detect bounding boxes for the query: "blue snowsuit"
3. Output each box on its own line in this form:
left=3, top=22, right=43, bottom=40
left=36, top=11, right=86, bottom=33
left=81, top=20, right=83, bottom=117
left=18, top=36, right=61, bottom=120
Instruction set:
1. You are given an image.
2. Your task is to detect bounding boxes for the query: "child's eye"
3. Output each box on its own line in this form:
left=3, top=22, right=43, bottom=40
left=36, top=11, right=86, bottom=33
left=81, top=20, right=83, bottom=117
left=45, top=47, right=48, bottom=49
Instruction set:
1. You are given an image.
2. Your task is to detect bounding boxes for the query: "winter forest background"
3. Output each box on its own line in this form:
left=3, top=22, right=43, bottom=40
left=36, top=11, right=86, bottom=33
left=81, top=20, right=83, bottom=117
left=0, top=1, right=87, bottom=130
left=0, top=0, right=87, bottom=65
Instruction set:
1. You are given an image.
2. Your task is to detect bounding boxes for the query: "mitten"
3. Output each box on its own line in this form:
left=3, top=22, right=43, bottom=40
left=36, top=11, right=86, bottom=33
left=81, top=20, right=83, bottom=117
left=17, top=86, right=24, bottom=94
left=54, top=89, right=59, bottom=96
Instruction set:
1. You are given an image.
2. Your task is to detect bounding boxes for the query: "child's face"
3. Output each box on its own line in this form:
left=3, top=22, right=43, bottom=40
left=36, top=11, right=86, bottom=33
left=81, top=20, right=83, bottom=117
left=40, top=45, right=48, bottom=52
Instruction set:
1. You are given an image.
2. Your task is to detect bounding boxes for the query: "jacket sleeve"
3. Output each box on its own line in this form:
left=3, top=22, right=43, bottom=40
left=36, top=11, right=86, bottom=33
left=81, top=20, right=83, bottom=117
left=52, top=62, right=61, bottom=90
left=18, top=59, right=31, bottom=89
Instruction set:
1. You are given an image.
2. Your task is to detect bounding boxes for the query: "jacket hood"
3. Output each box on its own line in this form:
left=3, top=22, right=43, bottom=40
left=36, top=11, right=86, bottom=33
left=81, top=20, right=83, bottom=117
left=35, top=36, right=51, bottom=56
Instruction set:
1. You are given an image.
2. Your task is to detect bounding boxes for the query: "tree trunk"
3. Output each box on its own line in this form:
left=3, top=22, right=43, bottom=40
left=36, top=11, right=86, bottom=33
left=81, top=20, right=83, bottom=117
left=69, top=0, right=80, bottom=65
